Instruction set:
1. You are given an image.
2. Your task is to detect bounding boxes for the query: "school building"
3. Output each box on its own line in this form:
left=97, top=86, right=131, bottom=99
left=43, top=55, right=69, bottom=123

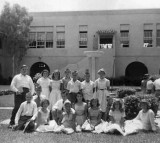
left=0, top=9, right=160, bottom=82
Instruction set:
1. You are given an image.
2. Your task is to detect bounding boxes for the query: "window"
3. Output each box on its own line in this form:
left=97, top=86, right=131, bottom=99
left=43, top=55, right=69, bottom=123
left=29, top=32, right=53, bottom=48
left=120, top=24, right=129, bottom=48
left=99, top=35, right=113, bottom=49
left=46, top=32, right=53, bottom=48
left=56, top=26, right=65, bottom=48
left=79, top=25, right=88, bottom=48
left=143, top=24, right=153, bottom=47
left=37, top=32, right=45, bottom=48
left=156, top=24, right=160, bottom=47
left=29, top=32, right=36, bottom=48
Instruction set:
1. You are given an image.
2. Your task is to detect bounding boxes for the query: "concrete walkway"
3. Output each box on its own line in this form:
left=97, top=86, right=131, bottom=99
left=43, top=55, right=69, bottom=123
left=0, top=107, right=13, bottom=109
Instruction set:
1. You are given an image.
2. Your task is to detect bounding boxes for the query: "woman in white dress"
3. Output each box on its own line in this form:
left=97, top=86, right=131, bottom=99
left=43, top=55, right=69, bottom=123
left=49, top=70, right=62, bottom=110
left=124, top=99, right=157, bottom=136
left=95, top=68, right=110, bottom=121
left=37, top=69, right=51, bottom=100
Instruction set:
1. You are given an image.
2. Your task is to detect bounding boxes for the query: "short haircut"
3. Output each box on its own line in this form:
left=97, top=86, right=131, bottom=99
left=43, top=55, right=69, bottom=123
left=41, top=69, right=49, bottom=76
left=21, top=64, right=28, bottom=69
left=40, top=99, right=50, bottom=107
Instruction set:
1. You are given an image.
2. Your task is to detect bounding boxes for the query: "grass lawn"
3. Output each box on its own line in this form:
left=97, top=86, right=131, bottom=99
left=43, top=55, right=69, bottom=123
left=0, top=110, right=160, bottom=143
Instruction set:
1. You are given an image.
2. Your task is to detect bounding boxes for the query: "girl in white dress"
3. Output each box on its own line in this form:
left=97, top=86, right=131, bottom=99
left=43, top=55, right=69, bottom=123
left=95, top=68, right=110, bottom=121
left=49, top=70, right=62, bottom=110
left=104, top=99, right=125, bottom=135
left=35, top=99, right=58, bottom=132
left=37, top=69, right=51, bottom=100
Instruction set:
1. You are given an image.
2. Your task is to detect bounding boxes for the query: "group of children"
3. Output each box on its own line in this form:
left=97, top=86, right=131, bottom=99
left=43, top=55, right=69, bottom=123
left=10, top=68, right=158, bottom=136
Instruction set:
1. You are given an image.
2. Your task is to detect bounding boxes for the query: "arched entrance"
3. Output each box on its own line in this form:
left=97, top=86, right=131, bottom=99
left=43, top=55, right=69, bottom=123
left=30, top=62, right=50, bottom=78
left=125, top=62, right=148, bottom=85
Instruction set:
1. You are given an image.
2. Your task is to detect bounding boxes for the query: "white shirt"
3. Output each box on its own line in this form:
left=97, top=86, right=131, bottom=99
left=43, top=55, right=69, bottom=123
left=81, top=80, right=95, bottom=101
left=52, top=99, right=65, bottom=111
left=95, top=78, right=110, bottom=90
left=10, top=73, right=35, bottom=95
left=135, top=109, right=156, bottom=131
left=146, top=80, right=154, bottom=90
left=153, top=78, right=160, bottom=90
left=15, top=101, right=37, bottom=124
left=67, top=79, right=81, bottom=93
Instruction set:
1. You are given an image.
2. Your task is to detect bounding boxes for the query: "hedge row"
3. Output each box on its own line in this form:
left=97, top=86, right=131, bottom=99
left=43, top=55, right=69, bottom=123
left=0, top=90, right=14, bottom=96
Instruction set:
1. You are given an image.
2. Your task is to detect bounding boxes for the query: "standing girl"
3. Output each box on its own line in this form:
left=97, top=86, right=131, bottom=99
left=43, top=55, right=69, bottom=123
left=37, top=69, right=51, bottom=100
left=49, top=70, right=62, bottom=110
left=74, top=92, right=87, bottom=130
left=95, top=68, right=110, bottom=121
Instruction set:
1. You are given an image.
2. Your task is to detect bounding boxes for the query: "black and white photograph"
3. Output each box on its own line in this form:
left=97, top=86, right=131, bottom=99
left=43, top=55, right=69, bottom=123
left=0, top=0, right=160, bottom=142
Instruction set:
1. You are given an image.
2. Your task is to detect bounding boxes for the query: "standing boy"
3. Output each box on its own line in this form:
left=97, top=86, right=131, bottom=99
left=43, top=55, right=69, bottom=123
left=9, top=65, right=35, bottom=128
left=67, top=70, right=81, bottom=104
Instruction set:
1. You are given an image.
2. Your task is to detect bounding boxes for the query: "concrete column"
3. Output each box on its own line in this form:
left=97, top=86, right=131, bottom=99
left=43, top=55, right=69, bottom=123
left=91, top=56, right=96, bottom=81
left=84, top=51, right=104, bottom=81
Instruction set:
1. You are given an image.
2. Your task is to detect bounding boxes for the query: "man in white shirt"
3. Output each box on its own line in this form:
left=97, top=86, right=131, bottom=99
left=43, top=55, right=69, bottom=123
left=9, top=65, right=35, bottom=128
left=13, top=92, right=37, bottom=132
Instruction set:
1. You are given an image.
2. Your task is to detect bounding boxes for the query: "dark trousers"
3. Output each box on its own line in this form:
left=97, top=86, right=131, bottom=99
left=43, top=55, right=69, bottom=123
left=10, top=88, right=29, bottom=125
left=15, top=116, right=35, bottom=132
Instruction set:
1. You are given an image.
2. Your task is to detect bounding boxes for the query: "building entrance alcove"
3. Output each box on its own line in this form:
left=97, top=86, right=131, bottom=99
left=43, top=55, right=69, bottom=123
left=30, top=62, right=50, bottom=78
left=125, top=61, right=148, bottom=85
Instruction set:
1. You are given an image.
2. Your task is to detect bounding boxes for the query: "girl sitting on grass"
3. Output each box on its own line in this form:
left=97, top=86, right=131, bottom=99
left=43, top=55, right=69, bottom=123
left=35, top=99, right=57, bottom=132
left=82, top=98, right=102, bottom=131
left=61, top=100, right=76, bottom=134
left=104, top=99, right=125, bottom=135
left=74, top=92, right=87, bottom=132
left=124, top=99, right=157, bottom=136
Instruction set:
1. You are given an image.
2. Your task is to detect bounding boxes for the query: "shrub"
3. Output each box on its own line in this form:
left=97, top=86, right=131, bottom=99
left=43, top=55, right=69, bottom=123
left=117, top=87, right=136, bottom=98
left=0, top=90, right=14, bottom=96
left=124, top=94, right=159, bottom=120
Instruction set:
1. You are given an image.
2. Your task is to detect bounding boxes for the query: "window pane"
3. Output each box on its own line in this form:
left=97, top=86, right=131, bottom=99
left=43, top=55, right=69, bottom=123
left=79, top=26, right=87, bottom=48
left=46, top=32, right=53, bottom=48
left=29, top=32, right=36, bottom=48
left=157, top=30, right=160, bottom=37
left=37, top=32, right=45, bottom=40
left=156, top=38, right=160, bottom=47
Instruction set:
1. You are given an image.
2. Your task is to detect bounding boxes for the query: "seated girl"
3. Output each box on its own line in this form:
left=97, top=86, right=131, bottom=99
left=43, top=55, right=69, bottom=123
left=61, top=100, right=76, bottom=134
left=104, top=99, right=125, bottom=135
left=124, top=99, right=157, bottom=136
left=74, top=92, right=87, bottom=131
left=82, top=98, right=102, bottom=131
left=35, top=99, right=58, bottom=132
